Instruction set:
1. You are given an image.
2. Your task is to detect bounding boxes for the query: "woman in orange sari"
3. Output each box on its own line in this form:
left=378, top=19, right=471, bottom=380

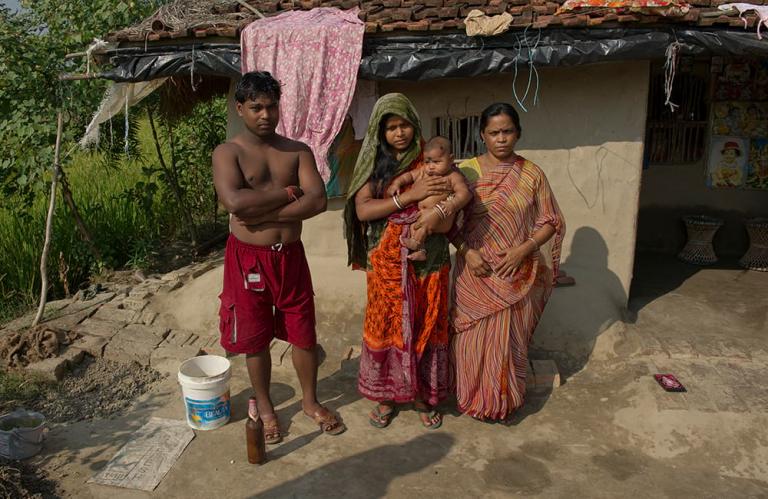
left=451, top=103, right=565, bottom=421
left=344, top=94, right=452, bottom=429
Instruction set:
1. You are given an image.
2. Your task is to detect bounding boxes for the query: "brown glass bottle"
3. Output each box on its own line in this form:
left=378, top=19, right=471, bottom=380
left=246, top=416, right=266, bottom=465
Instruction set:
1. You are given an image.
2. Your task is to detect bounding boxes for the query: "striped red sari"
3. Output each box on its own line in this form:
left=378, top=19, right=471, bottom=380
left=451, top=156, right=564, bottom=420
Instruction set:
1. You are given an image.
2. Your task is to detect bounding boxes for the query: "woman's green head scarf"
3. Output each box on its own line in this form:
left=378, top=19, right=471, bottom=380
left=343, top=93, right=423, bottom=268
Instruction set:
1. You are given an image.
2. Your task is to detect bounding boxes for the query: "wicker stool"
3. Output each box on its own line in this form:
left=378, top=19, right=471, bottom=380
left=739, top=218, right=768, bottom=272
left=678, top=215, right=723, bottom=265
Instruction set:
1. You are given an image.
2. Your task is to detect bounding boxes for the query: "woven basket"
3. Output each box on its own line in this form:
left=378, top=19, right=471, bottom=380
left=678, top=215, right=723, bottom=265
left=739, top=218, right=768, bottom=272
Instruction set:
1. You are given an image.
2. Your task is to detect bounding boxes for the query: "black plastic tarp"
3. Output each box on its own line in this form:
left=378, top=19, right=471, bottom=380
left=100, top=27, right=768, bottom=83
left=103, top=45, right=241, bottom=82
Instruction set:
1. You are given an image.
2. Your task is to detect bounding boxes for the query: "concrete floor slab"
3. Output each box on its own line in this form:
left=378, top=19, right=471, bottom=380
left=29, top=254, right=768, bottom=498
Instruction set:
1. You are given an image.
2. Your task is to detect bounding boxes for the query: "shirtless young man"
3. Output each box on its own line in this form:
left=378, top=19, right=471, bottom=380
left=212, top=71, right=345, bottom=442
left=387, top=136, right=472, bottom=260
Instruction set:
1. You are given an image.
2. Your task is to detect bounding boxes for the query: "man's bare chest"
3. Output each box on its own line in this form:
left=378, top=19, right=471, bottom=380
left=238, top=154, right=299, bottom=189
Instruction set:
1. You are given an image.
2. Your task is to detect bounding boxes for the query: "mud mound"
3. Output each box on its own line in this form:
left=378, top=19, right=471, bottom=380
left=33, top=357, right=164, bottom=423
left=0, top=458, right=60, bottom=498
left=0, top=327, right=78, bottom=368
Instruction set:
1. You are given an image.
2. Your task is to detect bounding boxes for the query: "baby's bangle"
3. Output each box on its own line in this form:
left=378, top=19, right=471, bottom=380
left=434, top=204, right=447, bottom=220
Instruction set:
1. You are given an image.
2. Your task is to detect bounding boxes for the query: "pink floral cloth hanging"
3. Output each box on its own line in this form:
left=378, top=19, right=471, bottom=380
left=241, top=8, right=365, bottom=182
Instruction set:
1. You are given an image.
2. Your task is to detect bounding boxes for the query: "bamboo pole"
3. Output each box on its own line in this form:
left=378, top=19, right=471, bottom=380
left=237, top=0, right=266, bottom=18
left=32, top=113, right=64, bottom=328
left=58, top=73, right=105, bottom=81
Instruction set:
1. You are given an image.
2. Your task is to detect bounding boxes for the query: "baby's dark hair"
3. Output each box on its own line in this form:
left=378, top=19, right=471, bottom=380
left=424, top=136, right=453, bottom=155
left=235, top=71, right=281, bottom=103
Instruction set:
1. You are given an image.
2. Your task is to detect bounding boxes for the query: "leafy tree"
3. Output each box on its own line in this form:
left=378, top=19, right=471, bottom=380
left=0, top=0, right=163, bottom=206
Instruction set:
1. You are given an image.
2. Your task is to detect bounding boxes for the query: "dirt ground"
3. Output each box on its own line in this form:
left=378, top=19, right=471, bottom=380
left=10, top=253, right=768, bottom=498
left=0, top=359, right=163, bottom=499
left=0, top=457, right=60, bottom=498
left=32, top=358, right=164, bottom=424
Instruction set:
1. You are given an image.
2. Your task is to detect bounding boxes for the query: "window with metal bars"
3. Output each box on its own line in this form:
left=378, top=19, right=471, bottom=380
left=644, top=60, right=710, bottom=165
left=433, top=115, right=484, bottom=161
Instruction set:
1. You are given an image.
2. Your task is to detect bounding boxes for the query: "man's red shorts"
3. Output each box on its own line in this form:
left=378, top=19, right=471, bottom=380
left=218, top=235, right=316, bottom=354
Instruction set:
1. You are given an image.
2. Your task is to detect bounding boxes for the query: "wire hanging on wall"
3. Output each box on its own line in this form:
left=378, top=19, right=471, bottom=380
left=512, top=25, right=542, bottom=113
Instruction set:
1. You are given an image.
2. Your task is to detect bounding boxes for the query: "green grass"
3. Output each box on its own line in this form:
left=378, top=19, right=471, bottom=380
left=0, top=121, right=173, bottom=323
left=0, top=369, right=53, bottom=413
left=0, top=98, right=225, bottom=325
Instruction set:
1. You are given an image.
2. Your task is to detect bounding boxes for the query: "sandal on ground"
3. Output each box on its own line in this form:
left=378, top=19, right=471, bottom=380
left=260, top=414, right=283, bottom=444
left=414, top=405, right=443, bottom=430
left=369, top=404, right=397, bottom=429
left=304, top=406, right=346, bottom=436
left=555, top=270, right=576, bottom=287
left=250, top=397, right=283, bottom=444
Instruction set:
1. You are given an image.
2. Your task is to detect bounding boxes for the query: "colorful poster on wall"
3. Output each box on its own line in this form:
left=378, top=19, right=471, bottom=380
left=746, top=138, right=768, bottom=190
left=709, top=58, right=768, bottom=190
left=714, top=60, right=768, bottom=102
left=712, top=102, right=768, bottom=137
left=707, top=136, right=748, bottom=188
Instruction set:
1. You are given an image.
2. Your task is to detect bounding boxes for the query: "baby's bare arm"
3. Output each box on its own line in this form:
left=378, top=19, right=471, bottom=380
left=444, top=170, right=472, bottom=213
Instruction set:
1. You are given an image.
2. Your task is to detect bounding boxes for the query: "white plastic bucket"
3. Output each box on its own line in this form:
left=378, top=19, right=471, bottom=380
left=178, top=355, right=232, bottom=430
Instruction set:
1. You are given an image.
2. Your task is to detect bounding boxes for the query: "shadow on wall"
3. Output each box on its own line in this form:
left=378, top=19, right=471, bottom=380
left=252, top=433, right=454, bottom=499
left=533, top=226, right=626, bottom=377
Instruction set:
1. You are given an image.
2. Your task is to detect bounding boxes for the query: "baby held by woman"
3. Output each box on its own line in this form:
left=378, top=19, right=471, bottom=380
left=387, top=136, right=472, bottom=260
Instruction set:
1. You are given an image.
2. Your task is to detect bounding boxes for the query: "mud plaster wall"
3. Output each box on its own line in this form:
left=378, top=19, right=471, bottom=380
left=638, top=161, right=768, bottom=256
left=226, top=62, right=649, bottom=359
left=382, top=62, right=649, bottom=357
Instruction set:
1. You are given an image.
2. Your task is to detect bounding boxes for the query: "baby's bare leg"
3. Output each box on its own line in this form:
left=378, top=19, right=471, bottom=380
left=402, top=223, right=428, bottom=251
left=430, top=213, right=457, bottom=234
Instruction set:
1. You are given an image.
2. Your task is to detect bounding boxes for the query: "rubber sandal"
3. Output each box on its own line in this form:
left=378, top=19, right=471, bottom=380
left=304, top=406, right=346, bottom=436
left=260, top=415, right=283, bottom=445
left=249, top=396, right=282, bottom=444
left=415, top=406, right=443, bottom=430
left=369, top=404, right=397, bottom=428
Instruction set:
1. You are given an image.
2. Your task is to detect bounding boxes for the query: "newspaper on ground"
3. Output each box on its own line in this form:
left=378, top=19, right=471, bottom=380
left=88, top=417, right=195, bottom=491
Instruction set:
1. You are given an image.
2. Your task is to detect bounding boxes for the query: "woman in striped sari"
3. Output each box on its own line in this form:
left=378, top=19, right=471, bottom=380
left=344, top=94, right=453, bottom=429
left=451, top=103, right=565, bottom=421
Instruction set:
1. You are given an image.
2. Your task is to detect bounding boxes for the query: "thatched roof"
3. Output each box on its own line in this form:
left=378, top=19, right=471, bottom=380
left=106, top=0, right=768, bottom=42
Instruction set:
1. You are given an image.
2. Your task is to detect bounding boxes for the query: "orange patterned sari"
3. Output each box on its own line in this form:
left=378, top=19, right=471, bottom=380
left=357, top=164, right=451, bottom=406
left=451, top=156, right=565, bottom=419
left=344, top=94, right=451, bottom=406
